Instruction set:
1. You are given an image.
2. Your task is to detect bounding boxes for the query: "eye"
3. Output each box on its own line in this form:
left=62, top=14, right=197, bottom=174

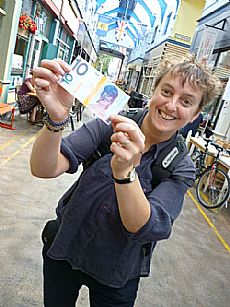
left=181, top=99, right=192, bottom=107
left=161, top=89, right=171, bottom=96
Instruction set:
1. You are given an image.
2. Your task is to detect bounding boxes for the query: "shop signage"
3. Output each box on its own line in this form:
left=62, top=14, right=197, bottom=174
left=197, top=27, right=217, bottom=63
left=96, top=15, right=111, bottom=37
left=174, top=33, right=191, bottom=42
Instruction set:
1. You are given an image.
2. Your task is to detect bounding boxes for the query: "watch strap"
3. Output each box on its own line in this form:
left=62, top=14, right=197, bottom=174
left=112, top=175, right=132, bottom=184
left=112, top=168, right=136, bottom=184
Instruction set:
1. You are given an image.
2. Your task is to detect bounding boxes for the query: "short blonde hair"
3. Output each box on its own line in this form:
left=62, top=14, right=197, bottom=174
left=154, top=54, right=222, bottom=110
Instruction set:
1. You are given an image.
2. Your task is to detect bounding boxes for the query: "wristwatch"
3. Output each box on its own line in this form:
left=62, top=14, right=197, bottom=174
left=112, top=168, right=137, bottom=184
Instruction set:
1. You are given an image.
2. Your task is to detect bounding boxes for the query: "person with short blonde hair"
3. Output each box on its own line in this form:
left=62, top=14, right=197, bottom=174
left=30, top=54, right=221, bottom=307
left=154, top=54, right=221, bottom=109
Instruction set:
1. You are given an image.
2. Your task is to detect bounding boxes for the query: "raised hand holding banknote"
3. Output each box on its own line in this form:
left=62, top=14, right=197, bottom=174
left=32, top=58, right=73, bottom=122
left=110, top=114, right=145, bottom=178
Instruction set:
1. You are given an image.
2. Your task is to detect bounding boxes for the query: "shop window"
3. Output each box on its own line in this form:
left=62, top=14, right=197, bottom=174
left=60, top=29, right=68, bottom=43
left=22, top=0, right=33, bottom=14
left=56, top=28, right=71, bottom=63
left=34, top=2, right=51, bottom=38
left=14, top=36, right=28, bottom=56
left=209, top=50, right=230, bottom=70
left=58, top=28, right=70, bottom=45
left=218, top=50, right=230, bottom=70
left=57, top=40, right=70, bottom=63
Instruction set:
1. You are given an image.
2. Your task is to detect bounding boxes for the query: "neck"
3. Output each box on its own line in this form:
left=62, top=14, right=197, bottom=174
left=141, top=114, right=175, bottom=152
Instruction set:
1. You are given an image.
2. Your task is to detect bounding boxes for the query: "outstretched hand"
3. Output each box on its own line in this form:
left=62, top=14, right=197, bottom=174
left=32, top=58, right=74, bottom=122
left=109, top=114, right=145, bottom=178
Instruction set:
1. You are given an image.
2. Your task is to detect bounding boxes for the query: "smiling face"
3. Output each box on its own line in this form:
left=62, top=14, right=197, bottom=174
left=147, top=72, right=203, bottom=140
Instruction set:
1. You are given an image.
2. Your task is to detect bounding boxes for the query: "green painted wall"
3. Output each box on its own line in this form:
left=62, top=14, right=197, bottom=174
left=0, top=0, right=22, bottom=102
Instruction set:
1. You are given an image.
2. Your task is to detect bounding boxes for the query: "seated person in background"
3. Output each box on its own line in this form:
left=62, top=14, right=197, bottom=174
left=18, top=72, right=38, bottom=123
left=180, top=112, right=204, bottom=138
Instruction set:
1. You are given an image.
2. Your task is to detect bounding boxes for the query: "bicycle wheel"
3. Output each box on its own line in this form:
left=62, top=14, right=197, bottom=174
left=196, top=167, right=230, bottom=209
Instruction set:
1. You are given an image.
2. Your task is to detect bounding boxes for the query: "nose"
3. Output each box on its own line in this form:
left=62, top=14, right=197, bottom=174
left=165, top=96, right=178, bottom=112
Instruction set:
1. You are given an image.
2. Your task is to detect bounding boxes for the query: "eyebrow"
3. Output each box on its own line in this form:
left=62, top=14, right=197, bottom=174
left=161, top=83, right=197, bottom=99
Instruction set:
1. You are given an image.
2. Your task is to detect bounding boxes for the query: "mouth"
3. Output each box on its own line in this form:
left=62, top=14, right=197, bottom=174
left=158, top=110, right=176, bottom=120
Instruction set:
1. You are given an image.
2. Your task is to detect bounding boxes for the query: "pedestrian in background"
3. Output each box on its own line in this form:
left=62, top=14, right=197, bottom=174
left=31, top=54, right=220, bottom=307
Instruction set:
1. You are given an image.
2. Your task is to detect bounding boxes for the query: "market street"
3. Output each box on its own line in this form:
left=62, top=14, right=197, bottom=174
left=0, top=113, right=230, bottom=307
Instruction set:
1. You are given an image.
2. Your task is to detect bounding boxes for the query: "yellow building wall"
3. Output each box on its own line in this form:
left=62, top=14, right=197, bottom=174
left=171, top=0, right=205, bottom=46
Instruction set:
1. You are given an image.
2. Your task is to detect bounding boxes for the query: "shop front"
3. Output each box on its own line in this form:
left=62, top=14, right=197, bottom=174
left=190, top=1, right=230, bottom=141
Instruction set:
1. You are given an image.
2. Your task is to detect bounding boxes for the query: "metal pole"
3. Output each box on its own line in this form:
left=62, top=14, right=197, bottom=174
left=124, top=0, right=129, bottom=20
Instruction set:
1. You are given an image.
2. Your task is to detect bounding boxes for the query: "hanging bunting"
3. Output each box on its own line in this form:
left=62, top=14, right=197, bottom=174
left=115, top=20, right=127, bottom=42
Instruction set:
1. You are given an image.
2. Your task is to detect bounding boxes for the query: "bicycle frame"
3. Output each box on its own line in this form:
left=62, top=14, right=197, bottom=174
left=192, top=138, right=214, bottom=178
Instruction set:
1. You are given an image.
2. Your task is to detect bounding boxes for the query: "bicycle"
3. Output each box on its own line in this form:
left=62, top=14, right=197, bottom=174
left=196, top=142, right=230, bottom=209
left=190, top=138, right=214, bottom=178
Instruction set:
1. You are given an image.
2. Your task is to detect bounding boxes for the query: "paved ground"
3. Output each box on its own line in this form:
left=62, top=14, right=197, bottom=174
left=0, top=111, right=230, bottom=307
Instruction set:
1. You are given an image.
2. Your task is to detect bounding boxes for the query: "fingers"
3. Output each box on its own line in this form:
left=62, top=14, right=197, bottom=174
left=110, top=115, right=145, bottom=168
left=110, top=141, right=142, bottom=168
left=33, top=78, right=50, bottom=92
left=41, top=58, right=71, bottom=75
left=32, top=59, right=71, bottom=90
left=110, top=114, right=145, bottom=150
left=111, top=132, right=144, bottom=160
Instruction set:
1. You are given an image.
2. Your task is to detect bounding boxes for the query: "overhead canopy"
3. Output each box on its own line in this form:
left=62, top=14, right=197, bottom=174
left=95, top=0, right=180, bottom=49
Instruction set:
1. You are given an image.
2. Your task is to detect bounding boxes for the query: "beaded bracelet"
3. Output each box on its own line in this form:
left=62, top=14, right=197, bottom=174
left=45, top=125, right=65, bottom=133
left=45, top=113, right=70, bottom=127
left=44, top=113, right=70, bottom=132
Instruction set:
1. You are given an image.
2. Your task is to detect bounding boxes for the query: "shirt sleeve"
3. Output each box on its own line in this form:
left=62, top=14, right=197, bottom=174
left=60, top=118, right=113, bottom=174
left=122, top=154, right=195, bottom=244
left=172, top=153, right=196, bottom=182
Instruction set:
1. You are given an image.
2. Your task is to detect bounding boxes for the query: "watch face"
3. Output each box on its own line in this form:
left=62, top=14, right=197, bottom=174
left=129, top=168, right=136, bottom=182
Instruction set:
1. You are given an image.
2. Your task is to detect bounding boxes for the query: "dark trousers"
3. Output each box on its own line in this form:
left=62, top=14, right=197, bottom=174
left=43, top=245, right=140, bottom=307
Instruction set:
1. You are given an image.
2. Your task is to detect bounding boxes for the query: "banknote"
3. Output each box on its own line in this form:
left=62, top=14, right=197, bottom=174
left=59, top=56, right=130, bottom=123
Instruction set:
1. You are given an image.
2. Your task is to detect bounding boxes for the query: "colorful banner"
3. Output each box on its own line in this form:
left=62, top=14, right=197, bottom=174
left=96, top=15, right=111, bottom=37
left=115, top=20, right=127, bottom=42
left=96, top=14, right=147, bottom=50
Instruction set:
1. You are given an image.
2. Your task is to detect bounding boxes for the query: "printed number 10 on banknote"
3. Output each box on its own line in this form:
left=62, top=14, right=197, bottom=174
left=59, top=56, right=130, bottom=123
left=59, top=56, right=106, bottom=106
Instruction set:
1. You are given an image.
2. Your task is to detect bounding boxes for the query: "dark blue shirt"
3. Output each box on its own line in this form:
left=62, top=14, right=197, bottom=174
left=47, top=113, right=195, bottom=288
left=180, top=113, right=203, bottom=137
